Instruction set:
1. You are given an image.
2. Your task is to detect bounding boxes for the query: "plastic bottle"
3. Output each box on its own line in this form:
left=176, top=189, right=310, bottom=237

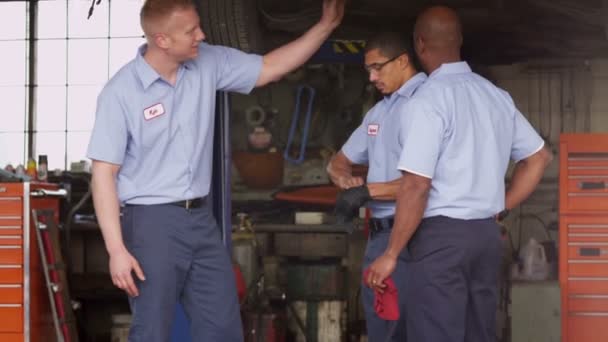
left=520, top=238, right=549, bottom=281
left=26, top=158, right=37, bottom=180
left=37, top=155, right=48, bottom=182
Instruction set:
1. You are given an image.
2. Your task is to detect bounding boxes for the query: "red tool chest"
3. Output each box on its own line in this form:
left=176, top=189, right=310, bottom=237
left=560, top=134, right=608, bottom=342
left=0, top=182, right=60, bottom=341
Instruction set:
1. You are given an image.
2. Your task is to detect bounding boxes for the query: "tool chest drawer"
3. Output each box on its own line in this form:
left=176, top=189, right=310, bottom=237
left=0, top=305, right=22, bottom=332
left=0, top=285, right=22, bottom=304
left=0, top=197, right=22, bottom=218
left=560, top=134, right=608, bottom=213
left=0, top=219, right=22, bottom=236
left=561, top=217, right=608, bottom=281
left=0, top=235, right=21, bottom=246
left=0, top=267, right=22, bottom=284
left=568, top=263, right=608, bottom=277
left=0, top=246, right=22, bottom=265
left=568, top=279, right=608, bottom=294
left=569, top=296, right=608, bottom=312
left=567, top=315, right=608, bottom=342
left=0, top=333, right=23, bottom=342
left=561, top=216, right=608, bottom=243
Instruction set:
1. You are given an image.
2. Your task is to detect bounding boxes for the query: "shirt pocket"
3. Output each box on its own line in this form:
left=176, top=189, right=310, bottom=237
left=140, top=112, right=170, bottom=149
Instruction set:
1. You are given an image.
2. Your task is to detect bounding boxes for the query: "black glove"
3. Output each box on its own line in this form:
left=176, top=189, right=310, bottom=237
left=334, top=185, right=372, bottom=224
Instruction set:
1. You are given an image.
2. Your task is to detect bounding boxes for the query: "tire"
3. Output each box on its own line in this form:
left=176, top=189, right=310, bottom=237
left=197, top=0, right=263, bottom=53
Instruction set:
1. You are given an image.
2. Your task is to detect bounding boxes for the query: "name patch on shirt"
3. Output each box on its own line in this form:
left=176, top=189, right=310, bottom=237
left=367, top=124, right=379, bottom=136
left=143, top=103, right=165, bottom=121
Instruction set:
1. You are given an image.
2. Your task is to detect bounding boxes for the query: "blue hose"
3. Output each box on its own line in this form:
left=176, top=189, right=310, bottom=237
left=284, top=85, right=316, bottom=164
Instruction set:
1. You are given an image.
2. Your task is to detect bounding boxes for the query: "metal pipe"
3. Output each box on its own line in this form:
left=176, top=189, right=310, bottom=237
left=27, top=1, right=38, bottom=159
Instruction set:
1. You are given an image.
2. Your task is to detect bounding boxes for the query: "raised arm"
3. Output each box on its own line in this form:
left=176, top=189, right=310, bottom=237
left=255, top=0, right=345, bottom=87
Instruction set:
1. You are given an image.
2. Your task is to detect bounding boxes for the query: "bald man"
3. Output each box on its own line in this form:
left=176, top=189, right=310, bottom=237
left=87, top=0, right=345, bottom=341
left=365, top=6, right=552, bottom=342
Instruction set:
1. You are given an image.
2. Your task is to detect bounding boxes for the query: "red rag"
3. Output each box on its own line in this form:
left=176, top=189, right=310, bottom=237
left=363, top=268, right=400, bottom=320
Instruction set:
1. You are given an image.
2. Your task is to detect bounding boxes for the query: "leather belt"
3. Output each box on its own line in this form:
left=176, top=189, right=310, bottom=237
left=126, top=197, right=206, bottom=210
left=169, top=197, right=205, bottom=209
left=369, top=217, right=395, bottom=233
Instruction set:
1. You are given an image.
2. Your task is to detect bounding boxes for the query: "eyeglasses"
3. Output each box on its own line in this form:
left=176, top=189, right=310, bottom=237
left=364, top=54, right=403, bottom=73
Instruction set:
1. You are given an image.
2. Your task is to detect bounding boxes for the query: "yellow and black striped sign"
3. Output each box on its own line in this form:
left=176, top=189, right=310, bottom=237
left=332, top=40, right=366, bottom=54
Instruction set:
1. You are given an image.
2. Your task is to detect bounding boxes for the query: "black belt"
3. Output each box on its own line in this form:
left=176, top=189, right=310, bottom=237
left=369, top=217, right=394, bottom=232
left=170, top=197, right=206, bottom=209
left=126, top=197, right=206, bottom=210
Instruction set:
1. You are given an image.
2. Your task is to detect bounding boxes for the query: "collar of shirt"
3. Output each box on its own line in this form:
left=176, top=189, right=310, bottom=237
left=383, top=72, right=427, bottom=105
left=134, top=44, right=196, bottom=90
left=428, top=61, right=472, bottom=80
left=395, top=72, right=427, bottom=99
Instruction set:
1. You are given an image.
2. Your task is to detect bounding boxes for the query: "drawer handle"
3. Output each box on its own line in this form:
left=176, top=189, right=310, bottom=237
left=570, top=224, right=608, bottom=229
left=579, top=181, right=606, bottom=190
left=579, top=248, right=605, bottom=256
left=0, top=304, right=21, bottom=308
left=570, top=294, right=608, bottom=299
left=0, top=246, right=21, bottom=249
left=0, top=197, right=20, bottom=201
left=570, top=312, right=608, bottom=317
left=569, top=242, right=608, bottom=246
left=0, top=216, right=21, bottom=220
left=569, top=259, right=608, bottom=264
left=0, top=284, right=21, bottom=288
left=569, top=277, right=608, bottom=281
left=0, top=236, right=21, bottom=240
left=30, top=189, right=67, bottom=198
left=568, top=193, right=608, bottom=197
left=569, top=233, right=608, bottom=237
left=0, top=226, right=21, bottom=230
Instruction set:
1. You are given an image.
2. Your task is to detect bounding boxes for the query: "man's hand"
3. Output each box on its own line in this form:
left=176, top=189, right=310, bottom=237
left=366, top=253, right=397, bottom=293
left=336, top=175, right=365, bottom=190
left=335, top=185, right=371, bottom=223
left=109, top=247, right=146, bottom=297
left=320, top=0, right=346, bottom=30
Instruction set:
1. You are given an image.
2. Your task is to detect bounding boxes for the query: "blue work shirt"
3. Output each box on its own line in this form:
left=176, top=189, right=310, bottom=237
left=342, top=73, right=427, bottom=218
left=87, top=43, right=263, bottom=205
left=398, top=62, right=544, bottom=219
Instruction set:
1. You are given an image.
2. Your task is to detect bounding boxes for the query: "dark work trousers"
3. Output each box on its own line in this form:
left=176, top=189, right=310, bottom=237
left=404, top=216, right=503, bottom=342
left=362, top=228, right=408, bottom=342
left=120, top=202, right=242, bottom=342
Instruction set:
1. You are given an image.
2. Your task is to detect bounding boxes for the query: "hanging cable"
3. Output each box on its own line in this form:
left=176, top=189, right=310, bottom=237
left=87, top=0, right=102, bottom=20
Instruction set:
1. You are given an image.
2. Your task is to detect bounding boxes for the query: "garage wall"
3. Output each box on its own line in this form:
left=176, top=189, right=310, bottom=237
left=485, top=59, right=608, bottom=255
left=230, top=59, right=608, bottom=255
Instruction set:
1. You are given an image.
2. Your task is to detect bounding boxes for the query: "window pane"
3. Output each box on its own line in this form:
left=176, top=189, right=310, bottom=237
left=67, top=39, right=109, bottom=85
left=68, top=0, right=109, bottom=38
left=36, top=86, right=67, bottom=132
left=36, top=132, right=66, bottom=171
left=110, top=0, right=144, bottom=37
left=0, top=3, right=26, bottom=40
left=67, top=131, right=92, bottom=168
left=109, top=38, right=144, bottom=78
left=0, top=41, right=26, bottom=86
left=38, top=1, right=67, bottom=39
left=0, top=86, right=26, bottom=132
left=67, top=85, right=101, bottom=131
left=37, top=40, right=67, bottom=86
left=0, top=133, right=26, bottom=167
